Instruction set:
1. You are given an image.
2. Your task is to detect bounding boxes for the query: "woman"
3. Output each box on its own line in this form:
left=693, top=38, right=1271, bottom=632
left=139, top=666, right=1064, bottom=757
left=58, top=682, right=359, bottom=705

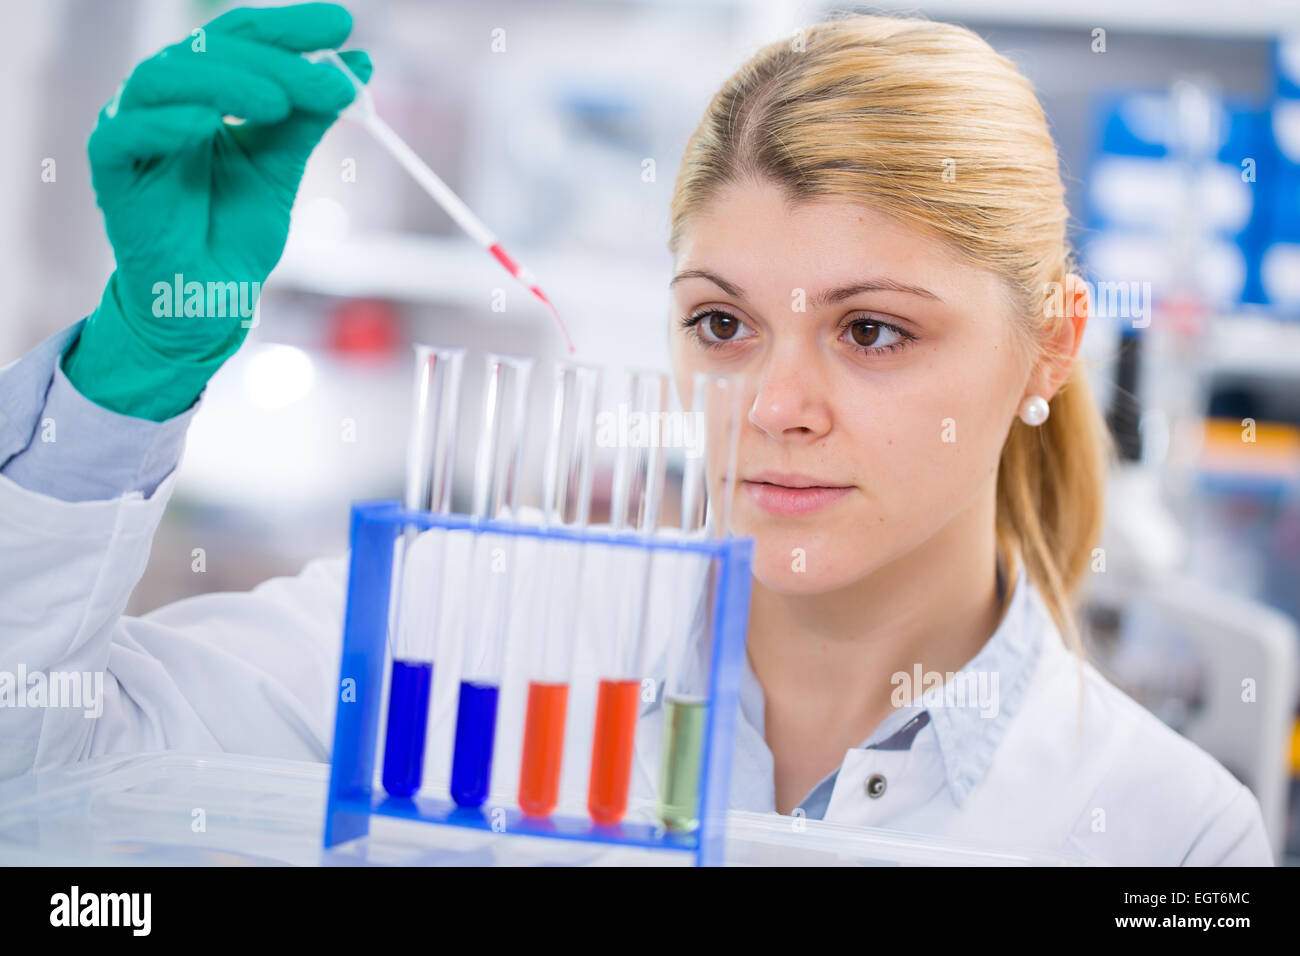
left=0, top=4, right=1271, bottom=864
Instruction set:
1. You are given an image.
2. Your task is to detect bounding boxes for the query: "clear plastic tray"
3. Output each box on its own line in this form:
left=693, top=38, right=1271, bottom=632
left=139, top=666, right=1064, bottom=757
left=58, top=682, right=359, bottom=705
left=0, top=752, right=1090, bottom=866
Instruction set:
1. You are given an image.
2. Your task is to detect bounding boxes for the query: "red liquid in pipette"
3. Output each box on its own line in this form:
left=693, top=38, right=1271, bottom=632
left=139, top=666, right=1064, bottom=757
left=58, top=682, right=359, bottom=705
left=587, top=678, right=640, bottom=825
left=518, top=680, right=569, bottom=817
left=487, top=242, right=575, bottom=354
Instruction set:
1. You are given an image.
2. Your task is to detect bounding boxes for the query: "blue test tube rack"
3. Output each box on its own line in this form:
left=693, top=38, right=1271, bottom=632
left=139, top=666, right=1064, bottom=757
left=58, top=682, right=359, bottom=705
left=323, top=500, right=755, bottom=866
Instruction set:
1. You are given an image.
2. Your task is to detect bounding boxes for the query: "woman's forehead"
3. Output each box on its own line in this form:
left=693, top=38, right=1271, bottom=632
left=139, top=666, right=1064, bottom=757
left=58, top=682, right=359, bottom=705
left=673, top=191, right=993, bottom=308
left=682, top=180, right=959, bottom=253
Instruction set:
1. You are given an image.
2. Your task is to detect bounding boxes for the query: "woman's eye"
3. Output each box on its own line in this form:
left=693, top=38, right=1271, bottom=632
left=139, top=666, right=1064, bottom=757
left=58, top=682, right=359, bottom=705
left=847, top=320, right=893, bottom=347
left=686, top=309, right=753, bottom=345
left=842, top=319, right=910, bottom=354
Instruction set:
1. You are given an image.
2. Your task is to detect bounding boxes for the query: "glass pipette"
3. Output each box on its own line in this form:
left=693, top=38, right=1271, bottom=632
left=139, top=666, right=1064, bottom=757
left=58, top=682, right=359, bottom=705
left=314, top=49, right=576, bottom=355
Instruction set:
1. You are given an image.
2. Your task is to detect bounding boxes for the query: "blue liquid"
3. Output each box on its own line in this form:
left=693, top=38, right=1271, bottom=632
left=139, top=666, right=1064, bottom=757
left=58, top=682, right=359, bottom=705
left=382, top=659, right=433, bottom=799
left=450, top=680, right=500, bottom=808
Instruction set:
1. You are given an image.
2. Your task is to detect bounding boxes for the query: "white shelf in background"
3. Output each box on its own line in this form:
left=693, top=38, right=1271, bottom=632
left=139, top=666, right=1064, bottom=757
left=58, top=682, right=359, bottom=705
left=273, top=231, right=667, bottom=311
left=1205, top=314, right=1300, bottom=379
left=271, top=230, right=676, bottom=373
left=275, top=232, right=503, bottom=307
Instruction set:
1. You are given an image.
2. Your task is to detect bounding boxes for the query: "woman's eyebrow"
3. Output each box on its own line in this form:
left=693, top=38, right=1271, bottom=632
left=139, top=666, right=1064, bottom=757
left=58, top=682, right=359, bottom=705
left=670, top=269, right=943, bottom=304
left=669, top=269, right=743, bottom=297
left=819, top=279, right=943, bottom=305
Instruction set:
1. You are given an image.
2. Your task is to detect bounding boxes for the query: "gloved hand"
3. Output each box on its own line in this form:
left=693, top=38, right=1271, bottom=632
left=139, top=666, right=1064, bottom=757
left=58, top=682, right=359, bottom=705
left=62, top=2, right=371, bottom=421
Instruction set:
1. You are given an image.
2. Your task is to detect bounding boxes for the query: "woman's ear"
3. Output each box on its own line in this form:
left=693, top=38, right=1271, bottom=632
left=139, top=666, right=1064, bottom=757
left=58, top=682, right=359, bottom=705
left=1024, top=272, right=1089, bottom=405
left=1060, top=272, right=1089, bottom=360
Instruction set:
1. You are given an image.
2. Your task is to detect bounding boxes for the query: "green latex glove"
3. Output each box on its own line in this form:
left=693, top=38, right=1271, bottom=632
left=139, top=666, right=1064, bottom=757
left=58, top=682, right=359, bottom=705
left=62, top=3, right=371, bottom=421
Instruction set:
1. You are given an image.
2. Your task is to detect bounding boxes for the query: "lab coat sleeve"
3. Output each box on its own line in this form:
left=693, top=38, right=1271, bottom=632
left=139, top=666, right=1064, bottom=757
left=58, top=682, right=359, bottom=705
left=0, top=460, right=349, bottom=779
left=0, top=320, right=347, bottom=780
left=1179, top=782, right=1275, bottom=866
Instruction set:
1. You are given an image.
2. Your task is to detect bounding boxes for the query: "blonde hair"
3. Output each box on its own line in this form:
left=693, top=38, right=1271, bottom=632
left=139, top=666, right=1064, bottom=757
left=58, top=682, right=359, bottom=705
left=668, top=13, right=1114, bottom=657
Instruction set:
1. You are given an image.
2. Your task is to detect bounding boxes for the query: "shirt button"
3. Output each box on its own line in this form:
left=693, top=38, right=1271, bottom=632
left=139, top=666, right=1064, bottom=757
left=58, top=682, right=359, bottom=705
left=865, top=773, right=887, bottom=798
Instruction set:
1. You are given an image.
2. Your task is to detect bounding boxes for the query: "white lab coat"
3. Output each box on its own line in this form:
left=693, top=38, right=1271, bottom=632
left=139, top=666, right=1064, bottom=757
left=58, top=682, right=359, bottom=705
left=0, top=457, right=1274, bottom=865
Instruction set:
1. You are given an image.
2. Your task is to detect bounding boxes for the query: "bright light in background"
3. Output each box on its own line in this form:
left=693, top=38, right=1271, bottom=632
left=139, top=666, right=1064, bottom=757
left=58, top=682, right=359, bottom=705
left=291, top=196, right=351, bottom=243
left=243, top=345, right=316, bottom=410
left=179, top=344, right=408, bottom=516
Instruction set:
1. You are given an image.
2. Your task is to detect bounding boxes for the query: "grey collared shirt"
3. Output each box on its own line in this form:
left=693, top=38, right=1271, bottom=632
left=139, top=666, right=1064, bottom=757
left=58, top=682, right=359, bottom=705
left=720, top=559, right=1028, bottom=819
left=635, top=557, right=1035, bottom=819
left=0, top=319, right=198, bottom=502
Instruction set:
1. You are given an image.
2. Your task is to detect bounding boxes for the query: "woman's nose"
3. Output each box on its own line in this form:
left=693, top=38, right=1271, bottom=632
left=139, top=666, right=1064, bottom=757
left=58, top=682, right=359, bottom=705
left=747, top=348, right=832, bottom=440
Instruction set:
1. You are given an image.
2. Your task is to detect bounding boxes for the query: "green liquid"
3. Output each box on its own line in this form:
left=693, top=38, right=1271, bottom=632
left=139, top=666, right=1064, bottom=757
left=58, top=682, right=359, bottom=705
left=658, top=696, right=708, bottom=833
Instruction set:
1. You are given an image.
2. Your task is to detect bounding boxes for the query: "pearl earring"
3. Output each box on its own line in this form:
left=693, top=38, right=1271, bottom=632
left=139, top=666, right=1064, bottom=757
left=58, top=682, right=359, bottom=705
left=1018, top=395, right=1049, bottom=427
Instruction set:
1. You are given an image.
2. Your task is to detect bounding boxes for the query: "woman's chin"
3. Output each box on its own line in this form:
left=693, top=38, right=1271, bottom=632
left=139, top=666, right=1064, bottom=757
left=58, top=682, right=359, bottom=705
left=729, top=505, right=890, bottom=594
left=750, top=550, right=869, bottom=596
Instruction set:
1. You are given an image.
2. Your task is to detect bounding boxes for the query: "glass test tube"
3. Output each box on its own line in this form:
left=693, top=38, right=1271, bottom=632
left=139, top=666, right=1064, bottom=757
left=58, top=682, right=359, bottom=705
left=658, top=372, right=743, bottom=832
left=587, top=370, right=669, bottom=825
left=383, top=344, right=465, bottom=799
left=518, top=361, right=601, bottom=817
left=450, top=354, right=534, bottom=808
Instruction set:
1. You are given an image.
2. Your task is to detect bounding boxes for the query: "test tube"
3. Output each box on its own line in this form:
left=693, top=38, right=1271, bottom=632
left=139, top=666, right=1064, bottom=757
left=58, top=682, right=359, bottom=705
left=518, top=361, right=601, bottom=817
left=383, top=344, right=465, bottom=800
left=587, top=370, right=668, bottom=825
left=658, top=371, right=743, bottom=831
left=450, top=354, right=534, bottom=808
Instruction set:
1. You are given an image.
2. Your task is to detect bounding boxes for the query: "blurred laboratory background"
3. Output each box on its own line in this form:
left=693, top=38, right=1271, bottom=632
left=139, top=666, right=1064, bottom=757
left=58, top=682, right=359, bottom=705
left=2, top=0, right=1299, bottom=862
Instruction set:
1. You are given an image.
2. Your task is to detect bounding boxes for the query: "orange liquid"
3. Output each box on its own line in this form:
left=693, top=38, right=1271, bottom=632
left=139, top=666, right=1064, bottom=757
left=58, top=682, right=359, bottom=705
left=518, top=681, right=569, bottom=817
left=587, top=679, right=641, bottom=825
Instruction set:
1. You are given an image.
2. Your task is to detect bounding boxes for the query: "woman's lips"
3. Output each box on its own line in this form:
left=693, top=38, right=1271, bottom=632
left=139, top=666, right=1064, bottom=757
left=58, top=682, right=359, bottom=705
left=741, top=480, right=853, bottom=516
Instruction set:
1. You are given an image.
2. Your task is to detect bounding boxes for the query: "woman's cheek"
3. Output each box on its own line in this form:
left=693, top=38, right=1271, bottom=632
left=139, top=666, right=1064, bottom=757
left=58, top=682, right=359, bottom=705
left=878, top=386, right=1003, bottom=542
